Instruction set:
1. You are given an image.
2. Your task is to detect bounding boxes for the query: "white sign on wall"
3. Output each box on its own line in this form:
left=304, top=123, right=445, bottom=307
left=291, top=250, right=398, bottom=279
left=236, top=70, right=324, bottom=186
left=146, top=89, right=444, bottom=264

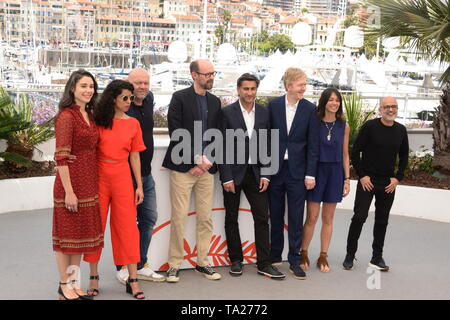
left=148, top=145, right=290, bottom=271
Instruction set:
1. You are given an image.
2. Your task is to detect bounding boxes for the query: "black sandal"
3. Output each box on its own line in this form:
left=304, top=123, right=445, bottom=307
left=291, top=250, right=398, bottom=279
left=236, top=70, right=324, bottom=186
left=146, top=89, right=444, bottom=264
left=87, top=275, right=100, bottom=297
left=126, top=278, right=145, bottom=300
left=71, top=280, right=93, bottom=300
left=58, top=282, right=80, bottom=300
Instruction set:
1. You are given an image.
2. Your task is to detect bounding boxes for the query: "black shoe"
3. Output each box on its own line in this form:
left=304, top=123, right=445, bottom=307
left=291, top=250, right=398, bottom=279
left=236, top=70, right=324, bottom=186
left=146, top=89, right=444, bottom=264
left=166, top=267, right=180, bottom=283
left=289, top=265, right=306, bottom=280
left=369, top=257, right=389, bottom=272
left=195, top=265, right=222, bottom=280
left=57, top=282, right=81, bottom=300
left=71, top=280, right=93, bottom=300
left=125, top=278, right=145, bottom=300
left=343, top=254, right=356, bottom=270
left=229, top=261, right=243, bottom=276
left=87, top=275, right=100, bottom=297
left=257, top=265, right=286, bottom=280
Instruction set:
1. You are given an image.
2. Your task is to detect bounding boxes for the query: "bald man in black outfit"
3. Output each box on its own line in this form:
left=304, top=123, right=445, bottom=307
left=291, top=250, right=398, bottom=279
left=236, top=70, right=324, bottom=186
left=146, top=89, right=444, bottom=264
left=343, top=96, right=409, bottom=272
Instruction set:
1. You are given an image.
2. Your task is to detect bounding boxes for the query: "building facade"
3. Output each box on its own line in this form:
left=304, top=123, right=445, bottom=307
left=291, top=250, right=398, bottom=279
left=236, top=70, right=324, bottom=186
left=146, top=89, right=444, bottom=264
left=294, top=0, right=348, bottom=16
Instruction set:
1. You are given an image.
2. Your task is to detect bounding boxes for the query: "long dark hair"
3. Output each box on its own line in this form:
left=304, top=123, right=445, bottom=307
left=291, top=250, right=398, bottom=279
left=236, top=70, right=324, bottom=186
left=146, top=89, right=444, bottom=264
left=317, top=87, right=344, bottom=123
left=58, top=69, right=98, bottom=112
left=94, top=79, right=134, bottom=129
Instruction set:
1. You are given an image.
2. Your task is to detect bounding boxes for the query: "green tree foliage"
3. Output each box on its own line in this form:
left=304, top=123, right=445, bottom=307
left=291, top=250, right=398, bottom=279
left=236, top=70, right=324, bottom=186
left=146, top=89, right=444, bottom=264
left=256, top=33, right=295, bottom=54
left=214, top=10, right=232, bottom=45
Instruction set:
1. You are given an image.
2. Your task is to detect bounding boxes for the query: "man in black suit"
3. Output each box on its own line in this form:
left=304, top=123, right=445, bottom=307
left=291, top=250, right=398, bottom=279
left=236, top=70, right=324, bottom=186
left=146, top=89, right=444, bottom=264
left=162, top=59, right=222, bottom=283
left=220, top=73, right=285, bottom=280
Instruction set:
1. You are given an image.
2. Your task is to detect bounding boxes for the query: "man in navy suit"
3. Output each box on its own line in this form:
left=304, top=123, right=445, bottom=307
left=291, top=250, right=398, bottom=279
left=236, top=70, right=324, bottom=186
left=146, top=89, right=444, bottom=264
left=220, top=73, right=285, bottom=280
left=268, top=67, right=319, bottom=279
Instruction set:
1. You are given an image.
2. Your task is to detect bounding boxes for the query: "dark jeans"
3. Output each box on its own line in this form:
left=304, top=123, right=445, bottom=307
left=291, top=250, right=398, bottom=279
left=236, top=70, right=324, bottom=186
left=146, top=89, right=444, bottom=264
left=223, top=167, right=270, bottom=269
left=346, top=177, right=395, bottom=260
left=116, top=173, right=158, bottom=271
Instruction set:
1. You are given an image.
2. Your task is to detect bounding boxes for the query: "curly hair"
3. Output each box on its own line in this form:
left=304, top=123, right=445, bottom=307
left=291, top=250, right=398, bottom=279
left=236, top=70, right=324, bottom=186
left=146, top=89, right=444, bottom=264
left=58, top=69, right=98, bottom=113
left=94, top=79, right=134, bottom=129
left=317, top=87, right=344, bottom=123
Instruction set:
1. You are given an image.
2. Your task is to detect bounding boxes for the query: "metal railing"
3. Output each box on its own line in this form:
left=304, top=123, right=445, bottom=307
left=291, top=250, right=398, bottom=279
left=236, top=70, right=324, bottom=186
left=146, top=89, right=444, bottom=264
left=3, top=86, right=441, bottom=125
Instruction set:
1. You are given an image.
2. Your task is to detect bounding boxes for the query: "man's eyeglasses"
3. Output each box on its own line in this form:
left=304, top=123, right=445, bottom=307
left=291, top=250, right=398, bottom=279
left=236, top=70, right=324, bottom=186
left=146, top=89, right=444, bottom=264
left=381, top=105, right=398, bottom=110
left=119, top=95, right=135, bottom=102
left=196, top=71, right=217, bottom=78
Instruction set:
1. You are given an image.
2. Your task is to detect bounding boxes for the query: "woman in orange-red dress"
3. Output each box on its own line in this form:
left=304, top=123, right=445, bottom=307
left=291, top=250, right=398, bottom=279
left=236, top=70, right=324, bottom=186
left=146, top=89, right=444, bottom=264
left=84, top=80, right=146, bottom=299
left=53, top=70, right=104, bottom=300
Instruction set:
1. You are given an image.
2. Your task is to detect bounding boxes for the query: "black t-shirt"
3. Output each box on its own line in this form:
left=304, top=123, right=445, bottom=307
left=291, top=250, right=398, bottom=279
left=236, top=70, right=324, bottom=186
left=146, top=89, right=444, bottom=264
left=196, top=93, right=208, bottom=152
left=126, top=92, right=154, bottom=176
left=351, top=118, right=409, bottom=180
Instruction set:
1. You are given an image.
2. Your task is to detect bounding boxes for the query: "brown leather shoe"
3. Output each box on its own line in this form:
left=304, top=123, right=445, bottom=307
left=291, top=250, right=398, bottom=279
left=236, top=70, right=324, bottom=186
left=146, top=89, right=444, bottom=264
left=300, top=250, right=310, bottom=270
left=317, top=252, right=330, bottom=272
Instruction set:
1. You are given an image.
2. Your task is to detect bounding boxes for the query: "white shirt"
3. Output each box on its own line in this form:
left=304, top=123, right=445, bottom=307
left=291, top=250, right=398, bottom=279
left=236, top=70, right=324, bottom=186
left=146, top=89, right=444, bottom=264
left=223, top=100, right=269, bottom=185
left=284, top=95, right=299, bottom=160
left=240, top=100, right=255, bottom=164
left=283, top=95, right=315, bottom=181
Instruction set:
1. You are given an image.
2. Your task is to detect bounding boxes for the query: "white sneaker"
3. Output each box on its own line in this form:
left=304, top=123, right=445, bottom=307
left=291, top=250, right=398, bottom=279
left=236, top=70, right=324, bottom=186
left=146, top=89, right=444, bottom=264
left=116, top=267, right=129, bottom=285
left=137, top=264, right=166, bottom=282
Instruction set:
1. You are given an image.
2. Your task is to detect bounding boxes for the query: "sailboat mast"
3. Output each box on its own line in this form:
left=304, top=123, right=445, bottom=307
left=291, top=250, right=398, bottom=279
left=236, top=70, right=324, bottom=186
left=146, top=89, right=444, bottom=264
left=201, top=0, right=207, bottom=58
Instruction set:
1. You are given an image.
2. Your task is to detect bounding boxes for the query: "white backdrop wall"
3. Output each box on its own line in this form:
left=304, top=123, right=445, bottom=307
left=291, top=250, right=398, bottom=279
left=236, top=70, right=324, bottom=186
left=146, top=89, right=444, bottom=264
left=1, top=137, right=449, bottom=271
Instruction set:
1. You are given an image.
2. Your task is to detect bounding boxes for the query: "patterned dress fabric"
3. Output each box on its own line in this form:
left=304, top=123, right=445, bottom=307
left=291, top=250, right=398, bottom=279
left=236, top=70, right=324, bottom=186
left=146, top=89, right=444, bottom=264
left=52, top=105, right=104, bottom=254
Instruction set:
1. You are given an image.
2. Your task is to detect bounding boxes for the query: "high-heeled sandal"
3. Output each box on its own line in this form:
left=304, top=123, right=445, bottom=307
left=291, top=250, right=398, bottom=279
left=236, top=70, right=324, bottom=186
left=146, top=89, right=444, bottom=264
left=71, top=280, right=93, bottom=300
left=87, top=275, right=100, bottom=297
left=317, top=252, right=330, bottom=272
left=300, top=250, right=310, bottom=270
left=57, top=282, right=80, bottom=300
left=126, top=278, right=145, bottom=300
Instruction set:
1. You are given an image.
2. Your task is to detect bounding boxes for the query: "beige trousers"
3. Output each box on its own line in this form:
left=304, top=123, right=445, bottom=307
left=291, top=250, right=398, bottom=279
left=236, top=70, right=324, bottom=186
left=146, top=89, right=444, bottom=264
left=168, top=170, right=215, bottom=268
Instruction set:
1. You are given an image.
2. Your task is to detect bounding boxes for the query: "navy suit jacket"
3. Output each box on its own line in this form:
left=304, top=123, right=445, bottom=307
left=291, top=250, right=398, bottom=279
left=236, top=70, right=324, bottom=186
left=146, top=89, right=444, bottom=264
left=268, top=95, right=319, bottom=180
left=219, top=101, right=271, bottom=186
left=162, top=86, right=221, bottom=173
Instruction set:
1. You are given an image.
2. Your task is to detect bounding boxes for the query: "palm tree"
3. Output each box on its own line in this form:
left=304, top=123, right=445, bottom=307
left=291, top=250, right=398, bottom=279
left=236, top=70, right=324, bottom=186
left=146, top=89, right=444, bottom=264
left=342, top=93, right=376, bottom=155
left=365, top=0, right=450, bottom=174
left=0, top=87, right=55, bottom=173
left=0, top=88, right=31, bottom=168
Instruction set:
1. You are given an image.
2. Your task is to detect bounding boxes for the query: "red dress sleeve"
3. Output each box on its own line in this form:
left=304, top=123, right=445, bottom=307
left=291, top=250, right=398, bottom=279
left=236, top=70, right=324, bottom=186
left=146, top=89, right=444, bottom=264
left=54, top=110, right=74, bottom=166
left=130, top=120, right=146, bottom=153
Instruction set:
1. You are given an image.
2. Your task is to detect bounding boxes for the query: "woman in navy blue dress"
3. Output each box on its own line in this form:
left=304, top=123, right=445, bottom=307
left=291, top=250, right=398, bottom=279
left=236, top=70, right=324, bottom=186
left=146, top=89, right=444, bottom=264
left=300, top=88, right=350, bottom=272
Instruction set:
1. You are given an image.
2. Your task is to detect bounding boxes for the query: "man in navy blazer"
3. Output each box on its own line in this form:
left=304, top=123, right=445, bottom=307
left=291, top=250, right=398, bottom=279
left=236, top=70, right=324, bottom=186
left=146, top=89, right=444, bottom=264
left=162, top=59, right=222, bottom=283
left=219, top=73, right=285, bottom=280
left=268, top=67, right=319, bottom=279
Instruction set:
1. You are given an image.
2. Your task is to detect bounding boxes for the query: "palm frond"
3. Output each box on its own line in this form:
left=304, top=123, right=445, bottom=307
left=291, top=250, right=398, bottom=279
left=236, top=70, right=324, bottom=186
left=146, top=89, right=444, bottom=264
left=0, top=152, right=32, bottom=167
left=364, top=0, right=450, bottom=83
left=0, top=86, right=55, bottom=170
left=342, top=93, right=376, bottom=152
left=0, top=117, right=30, bottom=139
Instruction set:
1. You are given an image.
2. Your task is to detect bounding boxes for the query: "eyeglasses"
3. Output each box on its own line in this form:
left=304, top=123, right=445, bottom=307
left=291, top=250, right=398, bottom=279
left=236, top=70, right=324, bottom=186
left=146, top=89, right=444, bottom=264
left=381, top=105, right=398, bottom=110
left=119, top=95, right=135, bottom=102
left=196, top=71, right=217, bottom=78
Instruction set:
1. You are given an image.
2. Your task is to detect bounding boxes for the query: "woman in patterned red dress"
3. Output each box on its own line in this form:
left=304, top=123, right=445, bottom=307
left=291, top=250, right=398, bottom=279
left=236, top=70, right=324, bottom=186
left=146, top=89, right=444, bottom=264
left=53, top=70, right=104, bottom=300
